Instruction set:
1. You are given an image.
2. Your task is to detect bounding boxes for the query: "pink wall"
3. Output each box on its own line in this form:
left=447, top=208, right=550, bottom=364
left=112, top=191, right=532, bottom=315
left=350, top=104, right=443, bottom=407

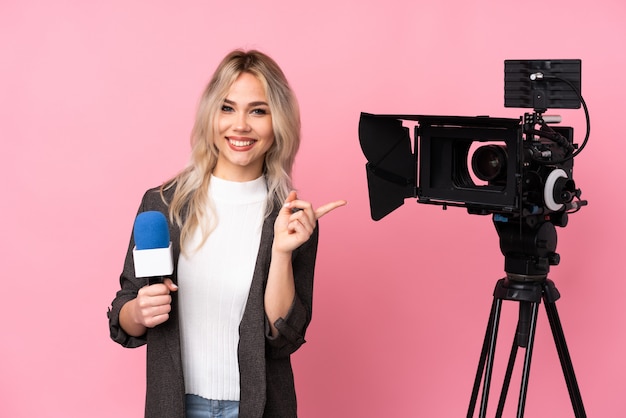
left=2, top=1, right=625, bottom=417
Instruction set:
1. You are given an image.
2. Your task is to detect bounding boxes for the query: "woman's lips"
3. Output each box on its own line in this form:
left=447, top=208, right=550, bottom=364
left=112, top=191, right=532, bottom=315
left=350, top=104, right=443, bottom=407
left=227, top=137, right=256, bottom=148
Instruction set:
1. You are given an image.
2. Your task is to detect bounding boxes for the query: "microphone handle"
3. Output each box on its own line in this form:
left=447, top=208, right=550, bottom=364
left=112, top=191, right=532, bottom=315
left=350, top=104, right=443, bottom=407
left=147, top=276, right=169, bottom=286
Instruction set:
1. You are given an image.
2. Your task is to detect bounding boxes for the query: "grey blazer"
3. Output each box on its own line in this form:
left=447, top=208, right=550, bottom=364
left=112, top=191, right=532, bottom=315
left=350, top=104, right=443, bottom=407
left=108, top=185, right=318, bottom=418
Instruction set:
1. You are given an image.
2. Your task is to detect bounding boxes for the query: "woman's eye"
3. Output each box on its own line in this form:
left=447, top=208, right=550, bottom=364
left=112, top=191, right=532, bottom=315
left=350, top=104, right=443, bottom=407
left=221, top=105, right=234, bottom=112
left=251, top=108, right=268, bottom=115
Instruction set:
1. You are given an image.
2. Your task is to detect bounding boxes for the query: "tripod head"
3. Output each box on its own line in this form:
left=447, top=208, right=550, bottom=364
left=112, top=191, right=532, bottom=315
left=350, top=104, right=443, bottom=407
left=494, top=214, right=562, bottom=282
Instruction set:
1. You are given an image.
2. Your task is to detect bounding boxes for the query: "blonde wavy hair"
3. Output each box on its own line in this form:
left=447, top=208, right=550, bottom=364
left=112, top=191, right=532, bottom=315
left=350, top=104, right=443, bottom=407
left=161, top=49, right=301, bottom=252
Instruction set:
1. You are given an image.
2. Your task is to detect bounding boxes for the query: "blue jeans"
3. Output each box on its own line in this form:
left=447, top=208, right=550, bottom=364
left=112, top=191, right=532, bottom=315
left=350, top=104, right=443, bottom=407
left=185, top=394, right=239, bottom=418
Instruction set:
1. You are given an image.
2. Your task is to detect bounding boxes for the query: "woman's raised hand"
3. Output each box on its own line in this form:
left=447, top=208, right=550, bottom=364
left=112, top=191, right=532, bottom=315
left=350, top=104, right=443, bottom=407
left=273, top=191, right=347, bottom=253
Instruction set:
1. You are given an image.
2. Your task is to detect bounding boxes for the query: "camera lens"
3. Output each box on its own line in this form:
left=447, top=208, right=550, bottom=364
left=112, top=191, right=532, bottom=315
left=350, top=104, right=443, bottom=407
left=471, top=145, right=507, bottom=182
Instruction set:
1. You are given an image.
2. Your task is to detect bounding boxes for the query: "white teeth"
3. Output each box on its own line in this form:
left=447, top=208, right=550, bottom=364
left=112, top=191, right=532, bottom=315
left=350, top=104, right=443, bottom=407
left=229, top=139, right=254, bottom=147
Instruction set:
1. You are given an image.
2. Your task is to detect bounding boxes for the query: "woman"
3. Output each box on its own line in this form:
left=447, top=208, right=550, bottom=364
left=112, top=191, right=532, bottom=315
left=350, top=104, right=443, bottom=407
left=108, top=49, right=346, bottom=418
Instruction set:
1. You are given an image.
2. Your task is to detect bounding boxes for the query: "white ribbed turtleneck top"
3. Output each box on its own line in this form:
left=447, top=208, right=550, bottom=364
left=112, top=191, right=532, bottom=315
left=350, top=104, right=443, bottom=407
left=177, top=175, right=267, bottom=401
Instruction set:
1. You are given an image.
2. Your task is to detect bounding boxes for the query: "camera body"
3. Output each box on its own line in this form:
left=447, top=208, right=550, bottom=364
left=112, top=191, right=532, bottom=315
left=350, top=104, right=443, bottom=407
left=359, top=112, right=580, bottom=223
left=359, top=59, right=584, bottom=225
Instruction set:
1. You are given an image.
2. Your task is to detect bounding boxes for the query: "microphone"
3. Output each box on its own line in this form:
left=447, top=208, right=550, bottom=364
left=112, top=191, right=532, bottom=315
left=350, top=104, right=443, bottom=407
left=132, top=211, right=174, bottom=285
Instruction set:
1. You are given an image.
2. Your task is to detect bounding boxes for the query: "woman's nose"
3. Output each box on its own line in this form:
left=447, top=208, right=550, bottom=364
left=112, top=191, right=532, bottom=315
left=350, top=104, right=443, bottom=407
left=234, top=113, right=251, bottom=131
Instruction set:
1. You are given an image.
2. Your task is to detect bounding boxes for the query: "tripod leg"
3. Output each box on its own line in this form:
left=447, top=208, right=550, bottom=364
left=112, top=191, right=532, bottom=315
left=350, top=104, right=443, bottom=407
left=468, top=299, right=495, bottom=417
left=495, top=337, right=519, bottom=417
left=494, top=301, right=539, bottom=418
left=481, top=298, right=503, bottom=418
left=516, top=301, right=540, bottom=418
left=543, top=298, right=587, bottom=417
left=467, top=297, right=503, bottom=418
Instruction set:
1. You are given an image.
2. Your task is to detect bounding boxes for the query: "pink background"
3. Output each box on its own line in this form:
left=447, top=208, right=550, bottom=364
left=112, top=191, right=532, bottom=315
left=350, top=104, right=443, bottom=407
left=2, top=1, right=625, bottom=417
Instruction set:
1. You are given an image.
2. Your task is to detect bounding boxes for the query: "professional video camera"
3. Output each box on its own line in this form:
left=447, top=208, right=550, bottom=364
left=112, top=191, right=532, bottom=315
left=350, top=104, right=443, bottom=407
left=359, top=59, right=589, bottom=279
left=359, top=60, right=591, bottom=416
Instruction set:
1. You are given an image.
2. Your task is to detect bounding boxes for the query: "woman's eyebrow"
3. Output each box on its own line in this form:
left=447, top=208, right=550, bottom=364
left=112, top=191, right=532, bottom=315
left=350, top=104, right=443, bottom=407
left=223, top=98, right=269, bottom=107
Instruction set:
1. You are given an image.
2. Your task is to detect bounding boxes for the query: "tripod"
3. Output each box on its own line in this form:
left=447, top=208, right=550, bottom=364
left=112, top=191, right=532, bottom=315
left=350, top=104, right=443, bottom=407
left=467, top=217, right=587, bottom=418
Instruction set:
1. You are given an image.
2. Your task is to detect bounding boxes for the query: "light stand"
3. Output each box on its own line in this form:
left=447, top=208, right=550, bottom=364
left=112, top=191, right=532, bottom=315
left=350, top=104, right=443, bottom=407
left=467, top=217, right=586, bottom=418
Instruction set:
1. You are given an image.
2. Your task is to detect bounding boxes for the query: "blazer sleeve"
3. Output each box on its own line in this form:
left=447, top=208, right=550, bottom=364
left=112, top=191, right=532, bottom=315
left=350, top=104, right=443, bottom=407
left=265, top=222, right=319, bottom=358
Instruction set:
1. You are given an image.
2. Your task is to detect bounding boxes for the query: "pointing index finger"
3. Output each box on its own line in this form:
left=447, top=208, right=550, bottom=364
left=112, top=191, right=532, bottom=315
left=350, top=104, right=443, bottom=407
left=315, top=200, right=347, bottom=220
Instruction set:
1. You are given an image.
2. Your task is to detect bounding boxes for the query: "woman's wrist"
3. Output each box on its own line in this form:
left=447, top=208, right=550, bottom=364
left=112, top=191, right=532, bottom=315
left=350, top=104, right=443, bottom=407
left=120, top=299, right=147, bottom=337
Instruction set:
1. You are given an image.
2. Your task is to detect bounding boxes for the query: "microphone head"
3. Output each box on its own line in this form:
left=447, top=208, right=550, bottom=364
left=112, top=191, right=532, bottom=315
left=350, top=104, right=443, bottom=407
left=133, top=211, right=170, bottom=250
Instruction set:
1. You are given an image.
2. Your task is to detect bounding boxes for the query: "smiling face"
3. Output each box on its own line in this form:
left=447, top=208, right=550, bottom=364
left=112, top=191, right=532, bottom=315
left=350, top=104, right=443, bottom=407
left=213, top=72, right=275, bottom=182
